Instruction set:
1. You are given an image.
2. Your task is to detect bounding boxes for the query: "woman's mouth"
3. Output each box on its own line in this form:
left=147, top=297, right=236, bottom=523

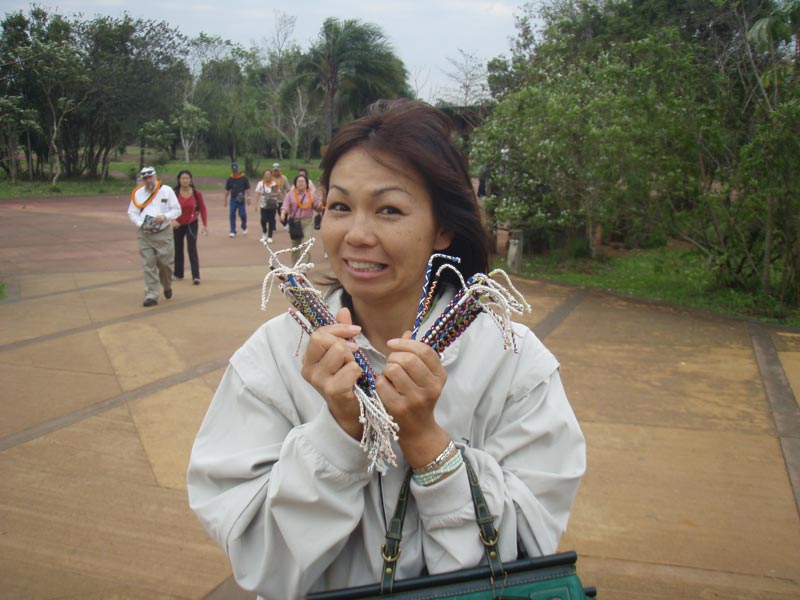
left=345, top=260, right=387, bottom=272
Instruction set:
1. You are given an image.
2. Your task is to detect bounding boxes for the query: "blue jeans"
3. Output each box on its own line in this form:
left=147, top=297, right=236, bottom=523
left=229, top=199, right=247, bottom=233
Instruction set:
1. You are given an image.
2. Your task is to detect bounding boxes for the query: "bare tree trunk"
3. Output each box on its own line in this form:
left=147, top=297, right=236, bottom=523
left=762, top=194, right=774, bottom=291
left=49, top=125, right=61, bottom=186
left=180, top=126, right=192, bottom=163
left=26, top=129, right=33, bottom=181
left=585, top=197, right=597, bottom=259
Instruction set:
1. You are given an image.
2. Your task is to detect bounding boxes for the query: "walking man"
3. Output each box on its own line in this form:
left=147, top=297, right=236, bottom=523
left=224, top=162, right=251, bottom=237
left=127, top=166, right=182, bottom=307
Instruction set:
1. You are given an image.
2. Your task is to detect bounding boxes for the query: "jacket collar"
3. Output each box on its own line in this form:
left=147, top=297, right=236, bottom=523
left=324, top=287, right=463, bottom=367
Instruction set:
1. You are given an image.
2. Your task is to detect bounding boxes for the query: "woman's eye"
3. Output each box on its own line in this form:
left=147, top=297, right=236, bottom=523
left=327, top=201, right=350, bottom=212
left=379, top=206, right=402, bottom=216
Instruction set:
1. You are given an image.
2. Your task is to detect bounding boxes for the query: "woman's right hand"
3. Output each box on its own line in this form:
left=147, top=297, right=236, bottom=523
left=301, top=307, right=364, bottom=439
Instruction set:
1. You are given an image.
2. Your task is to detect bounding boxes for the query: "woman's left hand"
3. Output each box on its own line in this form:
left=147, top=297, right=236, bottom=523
left=377, top=333, right=450, bottom=466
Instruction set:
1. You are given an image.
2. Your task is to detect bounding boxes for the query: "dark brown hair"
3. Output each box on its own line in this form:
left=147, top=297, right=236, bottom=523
left=293, top=174, right=309, bottom=188
left=320, top=99, right=491, bottom=287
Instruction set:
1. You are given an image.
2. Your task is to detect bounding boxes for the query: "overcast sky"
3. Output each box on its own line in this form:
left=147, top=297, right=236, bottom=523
left=4, top=0, right=525, bottom=102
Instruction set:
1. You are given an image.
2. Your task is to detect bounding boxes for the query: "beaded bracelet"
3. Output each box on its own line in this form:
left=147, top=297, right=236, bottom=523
left=412, top=450, right=464, bottom=486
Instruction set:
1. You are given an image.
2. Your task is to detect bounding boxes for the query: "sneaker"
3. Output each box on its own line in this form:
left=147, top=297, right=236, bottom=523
left=164, top=288, right=173, bottom=299
left=267, top=237, right=273, bottom=243
left=193, top=278, right=200, bottom=285
left=143, top=298, right=157, bottom=307
left=229, top=232, right=236, bottom=238
left=242, top=228, right=248, bottom=236
left=172, top=275, right=183, bottom=281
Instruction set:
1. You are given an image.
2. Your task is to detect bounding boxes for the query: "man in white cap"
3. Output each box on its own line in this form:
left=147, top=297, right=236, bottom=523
left=271, top=162, right=290, bottom=196
left=127, top=166, right=182, bottom=307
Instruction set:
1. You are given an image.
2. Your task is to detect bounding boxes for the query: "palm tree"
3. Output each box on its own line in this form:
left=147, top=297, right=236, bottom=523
left=299, top=18, right=408, bottom=145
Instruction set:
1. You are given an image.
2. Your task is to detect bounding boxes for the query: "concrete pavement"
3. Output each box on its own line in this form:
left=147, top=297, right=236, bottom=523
left=1, top=189, right=798, bottom=599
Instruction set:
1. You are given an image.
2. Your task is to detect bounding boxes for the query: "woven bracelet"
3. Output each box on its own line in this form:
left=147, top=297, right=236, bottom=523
left=412, top=451, right=464, bottom=487
left=412, top=440, right=457, bottom=475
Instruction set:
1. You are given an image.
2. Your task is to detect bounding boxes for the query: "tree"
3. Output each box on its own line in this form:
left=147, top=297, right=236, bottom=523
left=138, top=119, right=174, bottom=170
left=299, top=17, right=408, bottom=144
left=251, top=12, right=318, bottom=163
left=441, top=49, right=490, bottom=106
left=172, top=102, right=209, bottom=162
left=27, top=41, right=89, bottom=185
left=4, top=8, right=90, bottom=185
left=0, top=96, right=40, bottom=182
left=71, top=14, right=188, bottom=179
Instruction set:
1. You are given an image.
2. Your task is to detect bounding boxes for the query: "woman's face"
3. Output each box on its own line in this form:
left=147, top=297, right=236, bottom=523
left=296, top=177, right=308, bottom=192
left=321, top=147, right=452, bottom=312
left=179, top=173, right=192, bottom=188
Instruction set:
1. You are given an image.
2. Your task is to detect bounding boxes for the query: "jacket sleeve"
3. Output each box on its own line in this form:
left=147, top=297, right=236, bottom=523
left=164, top=187, right=182, bottom=221
left=196, top=190, right=208, bottom=226
left=410, top=327, right=586, bottom=573
left=127, top=201, right=144, bottom=227
left=187, top=352, right=373, bottom=598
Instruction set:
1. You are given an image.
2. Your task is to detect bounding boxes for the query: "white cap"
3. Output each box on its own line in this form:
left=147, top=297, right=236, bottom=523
left=272, top=163, right=280, bottom=169
left=140, top=166, right=156, bottom=177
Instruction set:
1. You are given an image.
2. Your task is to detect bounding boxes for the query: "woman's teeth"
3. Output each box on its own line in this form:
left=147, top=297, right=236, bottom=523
left=347, top=261, right=385, bottom=271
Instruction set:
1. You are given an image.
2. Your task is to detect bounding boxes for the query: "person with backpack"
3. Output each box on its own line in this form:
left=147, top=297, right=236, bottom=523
left=224, top=162, right=251, bottom=237
left=254, top=168, right=280, bottom=243
left=173, top=169, right=208, bottom=285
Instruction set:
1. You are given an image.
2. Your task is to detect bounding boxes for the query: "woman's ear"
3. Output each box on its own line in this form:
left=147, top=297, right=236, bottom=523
left=433, top=228, right=454, bottom=251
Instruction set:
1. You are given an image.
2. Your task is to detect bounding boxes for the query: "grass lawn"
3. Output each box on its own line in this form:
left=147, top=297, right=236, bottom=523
left=108, top=158, right=322, bottom=183
left=500, top=244, right=800, bottom=329
left=0, top=156, right=322, bottom=199
left=0, top=176, right=133, bottom=198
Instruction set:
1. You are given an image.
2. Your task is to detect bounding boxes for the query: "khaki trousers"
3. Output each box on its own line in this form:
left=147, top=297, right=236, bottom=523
left=137, top=227, right=174, bottom=300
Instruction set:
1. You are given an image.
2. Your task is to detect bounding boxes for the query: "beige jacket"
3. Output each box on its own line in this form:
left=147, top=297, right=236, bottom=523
left=187, top=290, right=586, bottom=599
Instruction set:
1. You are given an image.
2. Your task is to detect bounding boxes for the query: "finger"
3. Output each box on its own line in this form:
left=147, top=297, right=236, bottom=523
left=386, top=337, right=443, bottom=375
left=379, top=361, right=419, bottom=396
left=302, top=329, right=357, bottom=367
left=336, top=306, right=353, bottom=326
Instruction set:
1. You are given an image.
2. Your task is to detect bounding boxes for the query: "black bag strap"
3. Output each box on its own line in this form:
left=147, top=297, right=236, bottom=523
left=379, top=469, right=412, bottom=593
left=379, top=451, right=505, bottom=594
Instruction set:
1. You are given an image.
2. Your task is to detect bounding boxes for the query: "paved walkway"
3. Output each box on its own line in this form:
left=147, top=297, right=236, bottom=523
left=1, top=191, right=798, bottom=599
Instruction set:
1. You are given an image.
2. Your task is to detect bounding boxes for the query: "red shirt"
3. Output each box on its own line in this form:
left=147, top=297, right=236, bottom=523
left=175, top=188, right=208, bottom=226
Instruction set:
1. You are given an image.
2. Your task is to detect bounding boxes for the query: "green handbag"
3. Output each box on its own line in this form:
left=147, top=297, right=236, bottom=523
left=308, top=454, right=596, bottom=600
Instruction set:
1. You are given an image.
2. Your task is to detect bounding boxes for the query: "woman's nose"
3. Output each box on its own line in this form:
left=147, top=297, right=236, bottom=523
left=344, top=213, right=376, bottom=246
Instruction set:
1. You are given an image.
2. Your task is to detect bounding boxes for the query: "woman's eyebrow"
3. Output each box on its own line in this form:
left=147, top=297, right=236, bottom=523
left=329, top=183, right=410, bottom=197
left=372, top=185, right=410, bottom=197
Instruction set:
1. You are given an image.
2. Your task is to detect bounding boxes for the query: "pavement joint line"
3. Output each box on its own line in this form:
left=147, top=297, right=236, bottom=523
left=0, top=275, right=142, bottom=304
left=0, top=282, right=259, bottom=354
left=0, top=357, right=229, bottom=453
left=750, top=322, right=800, bottom=518
left=532, top=287, right=589, bottom=340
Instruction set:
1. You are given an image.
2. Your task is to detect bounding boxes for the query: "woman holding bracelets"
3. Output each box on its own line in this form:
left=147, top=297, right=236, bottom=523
left=187, top=100, right=586, bottom=600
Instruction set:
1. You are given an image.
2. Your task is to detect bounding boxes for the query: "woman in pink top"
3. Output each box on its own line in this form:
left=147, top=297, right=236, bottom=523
left=172, top=170, right=208, bottom=284
left=280, top=173, right=323, bottom=263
